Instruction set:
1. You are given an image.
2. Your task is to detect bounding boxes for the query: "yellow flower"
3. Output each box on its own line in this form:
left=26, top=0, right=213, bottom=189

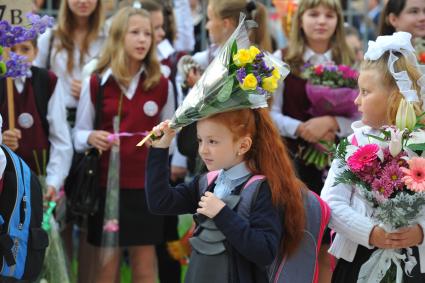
left=271, top=67, right=281, bottom=80
left=262, top=76, right=278, bottom=93
left=240, top=74, right=258, bottom=90
left=249, top=46, right=261, bottom=59
left=233, top=49, right=253, bottom=66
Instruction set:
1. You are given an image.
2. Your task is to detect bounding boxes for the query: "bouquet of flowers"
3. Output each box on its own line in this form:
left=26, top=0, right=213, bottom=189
left=300, top=63, right=359, bottom=170
left=137, top=15, right=289, bottom=145
left=0, top=13, right=54, bottom=78
left=332, top=100, right=425, bottom=283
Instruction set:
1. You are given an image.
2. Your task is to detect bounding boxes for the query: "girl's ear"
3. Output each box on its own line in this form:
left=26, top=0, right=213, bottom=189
left=238, top=136, right=252, bottom=155
left=387, top=13, right=399, bottom=29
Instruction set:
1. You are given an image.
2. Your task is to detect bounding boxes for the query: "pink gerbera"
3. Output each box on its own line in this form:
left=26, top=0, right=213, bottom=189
left=401, top=157, right=425, bottom=192
left=347, top=144, right=380, bottom=171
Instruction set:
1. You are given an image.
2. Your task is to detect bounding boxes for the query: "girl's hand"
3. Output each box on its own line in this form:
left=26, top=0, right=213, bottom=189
left=88, top=130, right=113, bottom=151
left=151, top=120, right=176, bottom=148
left=300, top=116, right=338, bottom=143
left=71, top=79, right=82, bottom=99
left=387, top=225, right=424, bottom=249
left=3, top=128, right=22, bottom=151
left=186, top=68, right=201, bottom=88
left=197, top=191, right=225, bottom=218
left=369, top=225, right=424, bottom=249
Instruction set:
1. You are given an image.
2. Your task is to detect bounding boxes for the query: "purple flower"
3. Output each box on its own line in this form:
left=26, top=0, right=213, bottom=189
left=371, top=177, right=395, bottom=198
left=4, top=52, right=31, bottom=78
left=381, top=163, right=404, bottom=190
left=236, top=67, right=246, bottom=83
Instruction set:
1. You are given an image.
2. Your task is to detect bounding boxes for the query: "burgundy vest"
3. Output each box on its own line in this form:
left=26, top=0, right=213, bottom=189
left=0, top=71, right=56, bottom=174
left=280, top=49, right=312, bottom=153
left=90, top=74, right=169, bottom=189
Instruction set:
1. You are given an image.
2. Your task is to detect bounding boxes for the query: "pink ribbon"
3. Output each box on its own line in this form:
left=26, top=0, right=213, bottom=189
left=107, top=131, right=150, bottom=143
left=103, top=219, right=119, bottom=232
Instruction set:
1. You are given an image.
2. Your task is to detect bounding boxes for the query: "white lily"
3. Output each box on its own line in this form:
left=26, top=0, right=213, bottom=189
left=406, top=129, right=425, bottom=146
left=396, top=99, right=416, bottom=131
left=389, top=129, right=404, bottom=157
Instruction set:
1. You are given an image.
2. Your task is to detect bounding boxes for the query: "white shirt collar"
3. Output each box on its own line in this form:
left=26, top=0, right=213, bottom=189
left=218, top=162, right=251, bottom=181
left=303, top=47, right=333, bottom=65
left=157, top=39, right=175, bottom=61
left=100, top=65, right=145, bottom=100
left=13, top=69, right=33, bottom=94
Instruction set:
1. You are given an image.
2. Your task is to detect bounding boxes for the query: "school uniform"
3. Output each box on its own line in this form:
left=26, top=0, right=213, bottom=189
left=270, top=48, right=353, bottom=194
left=33, top=27, right=107, bottom=123
left=73, top=66, right=175, bottom=246
left=0, top=67, right=72, bottom=191
left=321, top=121, right=425, bottom=282
left=146, top=147, right=282, bottom=283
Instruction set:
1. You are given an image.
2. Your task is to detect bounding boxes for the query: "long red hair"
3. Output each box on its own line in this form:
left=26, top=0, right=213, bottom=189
left=207, top=108, right=305, bottom=256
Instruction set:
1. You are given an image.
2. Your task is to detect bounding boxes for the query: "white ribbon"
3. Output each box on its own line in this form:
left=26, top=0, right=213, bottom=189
left=364, top=32, right=425, bottom=108
left=357, top=248, right=417, bottom=283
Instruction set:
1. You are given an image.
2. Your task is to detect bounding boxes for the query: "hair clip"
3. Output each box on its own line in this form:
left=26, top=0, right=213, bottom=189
left=246, top=1, right=257, bottom=14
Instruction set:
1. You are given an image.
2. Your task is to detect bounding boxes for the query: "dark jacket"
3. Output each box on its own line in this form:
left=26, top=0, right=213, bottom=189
left=145, top=147, right=283, bottom=283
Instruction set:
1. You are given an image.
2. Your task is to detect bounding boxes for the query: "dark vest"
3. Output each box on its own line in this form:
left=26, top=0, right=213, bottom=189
left=0, top=68, right=56, bottom=174
left=90, top=74, right=168, bottom=189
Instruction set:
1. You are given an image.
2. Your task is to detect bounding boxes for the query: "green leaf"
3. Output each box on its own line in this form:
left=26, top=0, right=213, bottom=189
left=364, top=133, right=386, bottom=142
left=231, top=40, right=238, bottom=56
left=406, top=143, right=425, bottom=151
left=216, top=76, right=234, bottom=102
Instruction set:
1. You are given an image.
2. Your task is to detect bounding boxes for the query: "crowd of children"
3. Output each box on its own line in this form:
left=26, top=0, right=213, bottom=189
left=0, top=0, right=425, bottom=282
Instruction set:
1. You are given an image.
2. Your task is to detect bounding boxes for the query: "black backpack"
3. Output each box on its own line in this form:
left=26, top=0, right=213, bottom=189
left=0, top=145, right=49, bottom=281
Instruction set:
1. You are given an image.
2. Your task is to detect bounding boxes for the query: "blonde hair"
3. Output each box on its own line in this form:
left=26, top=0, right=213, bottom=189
left=95, top=7, right=161, bottom=90
left=209, top=0, right=272, bottom=52
left=360, top=52, right=424, bottom=124
left=285, top=0, right=354, bottom=75
left=55, top=0, right=104, bottom=73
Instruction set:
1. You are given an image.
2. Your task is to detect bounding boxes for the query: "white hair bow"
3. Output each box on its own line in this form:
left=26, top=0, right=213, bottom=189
left=364, top=32, right=425, bottom=106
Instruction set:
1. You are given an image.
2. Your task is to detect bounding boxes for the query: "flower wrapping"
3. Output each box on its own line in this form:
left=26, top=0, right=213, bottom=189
left=333, top=125, right=425, bottom=282
left=169, top=15, right=289, bottom=129
left=300, top=63, right=359, bottom=170
left=305, top=83, right=359, bottom=117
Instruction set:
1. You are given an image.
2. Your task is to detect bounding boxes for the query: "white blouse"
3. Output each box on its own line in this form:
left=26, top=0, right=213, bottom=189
left=33, top=27, right=107, bottom=109
left=73, top=66, right=175, bottom=152
left=270, top=48, right=354, bottom=139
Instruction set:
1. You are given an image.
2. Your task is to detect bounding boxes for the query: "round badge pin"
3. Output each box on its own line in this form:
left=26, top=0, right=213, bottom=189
left=143, top=101, right=159, bottom=117
left=18, top=113, right=34, bottom=129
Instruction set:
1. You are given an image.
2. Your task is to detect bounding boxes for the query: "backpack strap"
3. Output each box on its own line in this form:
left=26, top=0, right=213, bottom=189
left=236, top=175, right=265, bottom=220
left=31, top=66, right=55, bottom=136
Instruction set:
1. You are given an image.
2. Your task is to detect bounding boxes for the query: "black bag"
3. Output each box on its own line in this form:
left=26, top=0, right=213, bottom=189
left=0, top=145, right=49, bottom=282
left=64, top=74, right=103, bottom=216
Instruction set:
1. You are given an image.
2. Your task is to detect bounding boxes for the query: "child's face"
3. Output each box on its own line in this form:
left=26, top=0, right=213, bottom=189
left=345, top=34, right=363, bottom=63
left=355, top=69, right=390, bottom=128
left=124, top=15, right=152, bottom=63
left=197, top=119, right=245, bottom=171
left=206, top=4, right=227, bottom=45
left=11, top=41, right=38, bottom=63
left=150, top=10, right=165, bottom=45
left=301, top=4, right=338, bottom=46
left=67, top=0, right=97, bottom=18
left=389, top=0, right=425, bottom=39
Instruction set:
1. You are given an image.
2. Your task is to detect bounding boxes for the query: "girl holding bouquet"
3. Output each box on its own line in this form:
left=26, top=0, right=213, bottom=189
left=73, top=7, right=175, bottom=283
left=321, top=32, right=425, bottom=282
left=145, top=108, right=306, bottom=283
left=270, top=0, right=355, bottom=280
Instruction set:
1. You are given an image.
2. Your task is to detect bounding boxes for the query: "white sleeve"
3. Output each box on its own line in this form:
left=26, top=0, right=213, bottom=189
left=172, top=0, right=195, bottom=52
left=45, top=79, right=73, bottom=191
left=270, top=81, right=302, bottom=138
left=33, top=28, right=53, bottom=68
left=160, top=81, right=176, bottom=121
left=73, top=77, right=95, bottom=153
left=335, top=116, right=356, bottom=138
left=321, top=159, right=375, bottom=249
left=171, top=144, right=187, bottom=168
